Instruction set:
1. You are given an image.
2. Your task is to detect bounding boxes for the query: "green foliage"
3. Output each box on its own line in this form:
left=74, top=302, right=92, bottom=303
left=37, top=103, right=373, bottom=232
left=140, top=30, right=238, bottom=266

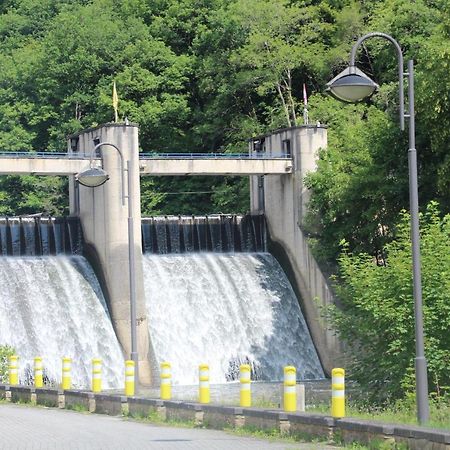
left=0, top=344, right=15, bottom=383
left=0, top=0, right=447, bottom=222
left=327, top=203, right=450, bottom=404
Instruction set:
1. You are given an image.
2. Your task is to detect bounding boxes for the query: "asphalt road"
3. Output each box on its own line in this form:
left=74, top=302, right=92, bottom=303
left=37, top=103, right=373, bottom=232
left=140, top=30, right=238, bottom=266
left=0, top=403, right=338, bottom=450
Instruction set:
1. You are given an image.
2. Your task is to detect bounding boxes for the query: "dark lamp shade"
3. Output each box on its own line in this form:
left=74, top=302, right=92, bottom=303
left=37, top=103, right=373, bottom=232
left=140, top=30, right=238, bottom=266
left=75, top=167, right=109, bottom=187
left=327, top=74, right=378, bottom=103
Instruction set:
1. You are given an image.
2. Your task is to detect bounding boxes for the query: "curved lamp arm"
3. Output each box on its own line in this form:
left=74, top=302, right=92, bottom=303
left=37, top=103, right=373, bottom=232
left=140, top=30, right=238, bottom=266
left=349, top=32, right=405, bottom=130
left=89, top=142, right=126, bottom=206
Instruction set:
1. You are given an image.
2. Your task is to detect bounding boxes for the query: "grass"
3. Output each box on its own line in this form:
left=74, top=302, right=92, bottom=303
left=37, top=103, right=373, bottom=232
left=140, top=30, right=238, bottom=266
left=307, top=400, right=450, bottom=430
left=126, top=409, right=197, bottom=428
left=65, top=403, right=88, bottom=413
left=224, top=425, right=407, bottom=449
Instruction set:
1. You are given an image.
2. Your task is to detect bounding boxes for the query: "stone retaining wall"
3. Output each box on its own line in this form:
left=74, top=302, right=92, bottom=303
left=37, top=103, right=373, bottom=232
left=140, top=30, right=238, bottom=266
left=1, top=384, right=448, bottom=449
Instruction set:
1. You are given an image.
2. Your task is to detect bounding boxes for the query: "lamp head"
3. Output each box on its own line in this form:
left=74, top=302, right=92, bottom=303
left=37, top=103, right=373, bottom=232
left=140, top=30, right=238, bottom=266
left=75, top=167, right=109, bottom=188
left=326, top=66, right=379, bottom=103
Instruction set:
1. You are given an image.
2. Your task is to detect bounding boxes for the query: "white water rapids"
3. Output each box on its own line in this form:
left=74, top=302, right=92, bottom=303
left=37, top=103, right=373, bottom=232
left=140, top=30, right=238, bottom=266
left=0, top=256, right=124, bottom=389
left=143, top=253, right=324, bottom=385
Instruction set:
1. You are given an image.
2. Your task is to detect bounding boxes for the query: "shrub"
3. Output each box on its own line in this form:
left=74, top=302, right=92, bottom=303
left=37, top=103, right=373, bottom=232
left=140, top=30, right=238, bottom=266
left=0, top=345, right=16, bottom=383
left=327, top=202, right=450, bottom=404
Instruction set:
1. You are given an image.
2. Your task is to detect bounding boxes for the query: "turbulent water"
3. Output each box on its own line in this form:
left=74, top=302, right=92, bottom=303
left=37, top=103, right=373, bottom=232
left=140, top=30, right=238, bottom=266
left=143, top=253, right=324, bottom=385
left=0, top=256, right=124, bottom=389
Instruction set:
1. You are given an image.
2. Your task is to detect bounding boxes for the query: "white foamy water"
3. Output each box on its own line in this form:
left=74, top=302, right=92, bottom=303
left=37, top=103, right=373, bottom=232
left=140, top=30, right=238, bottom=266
left=0, top=256, right=124, bottom=389
left=143, top=253, right=324, bottom=385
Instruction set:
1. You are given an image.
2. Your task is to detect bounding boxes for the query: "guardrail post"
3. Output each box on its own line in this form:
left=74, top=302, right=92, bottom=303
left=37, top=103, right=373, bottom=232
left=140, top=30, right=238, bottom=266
left=125, top=360, right=135, bottom=396
left=92, top=358, right=102, bottom=393
left=160, top=362, right=171, bottom=400
left=331, top=368, right=345, bottom=418
left=239, top=364, right=251, bottom=407
left=62, top=357, right=72, bottom=390
left=34, top=357, right=43, bottom=388
left=199, top=363, right=210, bottom=404
left=9, top=355, right=19, bottom=385
left=283, top=366, right=297, bottom=412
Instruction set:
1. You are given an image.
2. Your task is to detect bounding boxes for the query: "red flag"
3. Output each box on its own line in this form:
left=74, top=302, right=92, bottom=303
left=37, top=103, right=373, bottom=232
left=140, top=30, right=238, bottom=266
left=303, top=83, right=308, bottom=106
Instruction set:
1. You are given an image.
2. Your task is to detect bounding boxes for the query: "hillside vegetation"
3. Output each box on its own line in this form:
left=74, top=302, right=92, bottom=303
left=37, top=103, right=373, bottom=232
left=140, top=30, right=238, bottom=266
left=0, top=0, right=449, bottom=407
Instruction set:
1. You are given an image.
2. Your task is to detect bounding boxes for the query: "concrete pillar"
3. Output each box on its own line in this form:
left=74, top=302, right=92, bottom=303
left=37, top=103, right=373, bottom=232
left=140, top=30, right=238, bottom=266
left=250, top=125, right=341, bottom=374
left=68, top=123, right=155, bottom=385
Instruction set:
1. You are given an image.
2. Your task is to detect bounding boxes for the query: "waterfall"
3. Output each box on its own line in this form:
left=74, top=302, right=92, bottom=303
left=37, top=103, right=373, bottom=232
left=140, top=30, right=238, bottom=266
left=143, top=252, right=324, bottom=385
left=0, top=216, right=124, bottom=389
left=0, top=255, right=124, bottom=388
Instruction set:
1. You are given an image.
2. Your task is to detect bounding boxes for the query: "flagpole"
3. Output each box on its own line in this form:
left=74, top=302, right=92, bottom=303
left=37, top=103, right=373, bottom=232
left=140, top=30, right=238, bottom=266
left=303, top=83, right=309, bottom=125
left=113, top=81, right=119, bottom=123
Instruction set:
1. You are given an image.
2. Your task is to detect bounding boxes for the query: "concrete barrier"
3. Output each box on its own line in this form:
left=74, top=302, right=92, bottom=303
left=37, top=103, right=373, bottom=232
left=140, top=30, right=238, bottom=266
left=0, top=385, right=10, bottom=401
left=64, top=390, right=95, bottom=413
left=287, top=412, right=335, bottom=441
left=202, top=405, right=244, bottom=429
left=163, top=401, right=203, bottom=426
left=94, top=393, right=127, bottom=416
left=242, top=408, right=290, bottom=434
left=1, top=384, right=448, bottom=449
left=127, top=396, right=166, bottom=420
left=9, top=386, right=34, bottom=404
left=35, top=388, right=63, bottom=408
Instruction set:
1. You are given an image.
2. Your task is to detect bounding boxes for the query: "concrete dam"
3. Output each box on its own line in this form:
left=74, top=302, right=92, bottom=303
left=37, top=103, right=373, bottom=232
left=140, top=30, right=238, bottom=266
left=0, top=123, right=340, bottom=387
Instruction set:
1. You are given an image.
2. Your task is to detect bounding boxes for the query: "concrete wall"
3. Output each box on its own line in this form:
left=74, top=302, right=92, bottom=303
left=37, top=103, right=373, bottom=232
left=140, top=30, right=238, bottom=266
left=250, top=125, right=341, bottom=374
left=139, top=157, right=292, bottom=176
left=68, top=123, right=155, bottom=385
left=0, top=157, right=95, bottom=175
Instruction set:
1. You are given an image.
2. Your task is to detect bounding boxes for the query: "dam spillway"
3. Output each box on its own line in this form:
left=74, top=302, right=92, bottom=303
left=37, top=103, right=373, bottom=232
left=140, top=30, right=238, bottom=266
left=142, top=215, right=324, bottom=385
left=0, top=217, right=124, bottom=388
left=141, top=214, right=266, bottom=254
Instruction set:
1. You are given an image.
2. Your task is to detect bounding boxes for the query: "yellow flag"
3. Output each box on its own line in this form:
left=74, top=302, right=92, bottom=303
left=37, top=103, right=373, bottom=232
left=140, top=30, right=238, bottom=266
left=112, top=81, right=119, bottom=122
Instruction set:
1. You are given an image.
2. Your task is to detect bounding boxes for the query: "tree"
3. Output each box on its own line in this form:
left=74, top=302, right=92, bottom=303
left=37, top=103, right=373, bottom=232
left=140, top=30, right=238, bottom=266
left=327, top=203, right=450, bottom=404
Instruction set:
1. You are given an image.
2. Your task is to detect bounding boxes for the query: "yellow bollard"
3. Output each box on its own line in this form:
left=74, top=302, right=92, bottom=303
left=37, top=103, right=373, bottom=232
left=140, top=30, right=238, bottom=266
left=283, top=366, right=297, bottom=412
left=8, top=355, right=19, bottom=385
left=239, top=364, right=251, bottom=407
left=160, top=362, right=171, bottom=400
left=34, top=357, right=43, bottom=388
left=92, top=358, right=102, bottom=393
left=198, top=363, right=210, bottom=404
left=125, top=360, right=135, bottom=396
left=61, top=357, right=72, bottom=390
left=331, top=368, right=345, bottom=418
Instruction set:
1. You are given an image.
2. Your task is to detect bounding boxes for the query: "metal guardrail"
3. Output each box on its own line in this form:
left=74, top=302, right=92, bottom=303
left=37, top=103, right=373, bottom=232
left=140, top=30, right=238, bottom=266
left=0, top=151, right=292, bottom=160
left=140, top=152, right=291, bottom=160
left=0, top=152, right=95, bottom=160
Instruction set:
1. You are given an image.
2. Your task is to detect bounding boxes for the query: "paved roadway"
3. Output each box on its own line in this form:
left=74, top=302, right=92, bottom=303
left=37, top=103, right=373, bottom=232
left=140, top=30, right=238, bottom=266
left=0, top=404, right=338, bottom=450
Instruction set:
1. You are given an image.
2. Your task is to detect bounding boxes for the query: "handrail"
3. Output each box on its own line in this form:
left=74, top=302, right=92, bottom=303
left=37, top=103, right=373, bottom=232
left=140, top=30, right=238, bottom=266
left=139, top=152, right=291, bottom=160
left=0, top=151, right=292, bottom=160
left=0, top=152, right=99, bottom=159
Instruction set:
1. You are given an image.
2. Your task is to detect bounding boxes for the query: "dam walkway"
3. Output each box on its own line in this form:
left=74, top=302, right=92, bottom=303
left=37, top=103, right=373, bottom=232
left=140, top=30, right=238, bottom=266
left=0, top=151, right=292, bottom=176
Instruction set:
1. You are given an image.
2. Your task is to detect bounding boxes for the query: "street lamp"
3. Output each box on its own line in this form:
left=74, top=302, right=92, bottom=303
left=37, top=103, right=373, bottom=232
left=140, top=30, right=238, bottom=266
left=76, top=142, right=139, bottom=386
left=326, top=32, right=430, bottom=424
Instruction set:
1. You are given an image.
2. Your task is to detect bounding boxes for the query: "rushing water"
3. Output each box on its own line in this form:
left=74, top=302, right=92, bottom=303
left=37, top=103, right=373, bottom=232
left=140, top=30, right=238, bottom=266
left=0, top=255, right=124, bottom=389
left=143, top=253, right=324, bottom=385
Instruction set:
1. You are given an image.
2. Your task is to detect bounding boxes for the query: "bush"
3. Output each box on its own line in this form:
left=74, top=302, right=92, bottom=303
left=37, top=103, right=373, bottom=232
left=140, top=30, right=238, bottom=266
left=0, top=345, right=16, bottom=383
left=327, top=202, right=450, bottom=404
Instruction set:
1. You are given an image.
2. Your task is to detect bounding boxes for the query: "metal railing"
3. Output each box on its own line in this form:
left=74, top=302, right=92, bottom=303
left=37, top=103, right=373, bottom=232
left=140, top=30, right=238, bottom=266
left=0, top=152, right=95, bottom=160
left=0, top=151, right=292, bottom=160
left=139, top=152, right=291, bottom=160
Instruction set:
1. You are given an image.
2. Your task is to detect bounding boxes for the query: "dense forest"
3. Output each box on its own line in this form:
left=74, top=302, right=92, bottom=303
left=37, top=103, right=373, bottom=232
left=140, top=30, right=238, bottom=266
left=0, top=0, right=449, bottom=407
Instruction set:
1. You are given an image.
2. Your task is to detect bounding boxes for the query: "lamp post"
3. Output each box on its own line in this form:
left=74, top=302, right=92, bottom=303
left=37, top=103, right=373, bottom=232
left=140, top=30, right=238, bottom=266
left=326, top=32, right=429, bottom=424
left=76, top=142, right=139, bottom=386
